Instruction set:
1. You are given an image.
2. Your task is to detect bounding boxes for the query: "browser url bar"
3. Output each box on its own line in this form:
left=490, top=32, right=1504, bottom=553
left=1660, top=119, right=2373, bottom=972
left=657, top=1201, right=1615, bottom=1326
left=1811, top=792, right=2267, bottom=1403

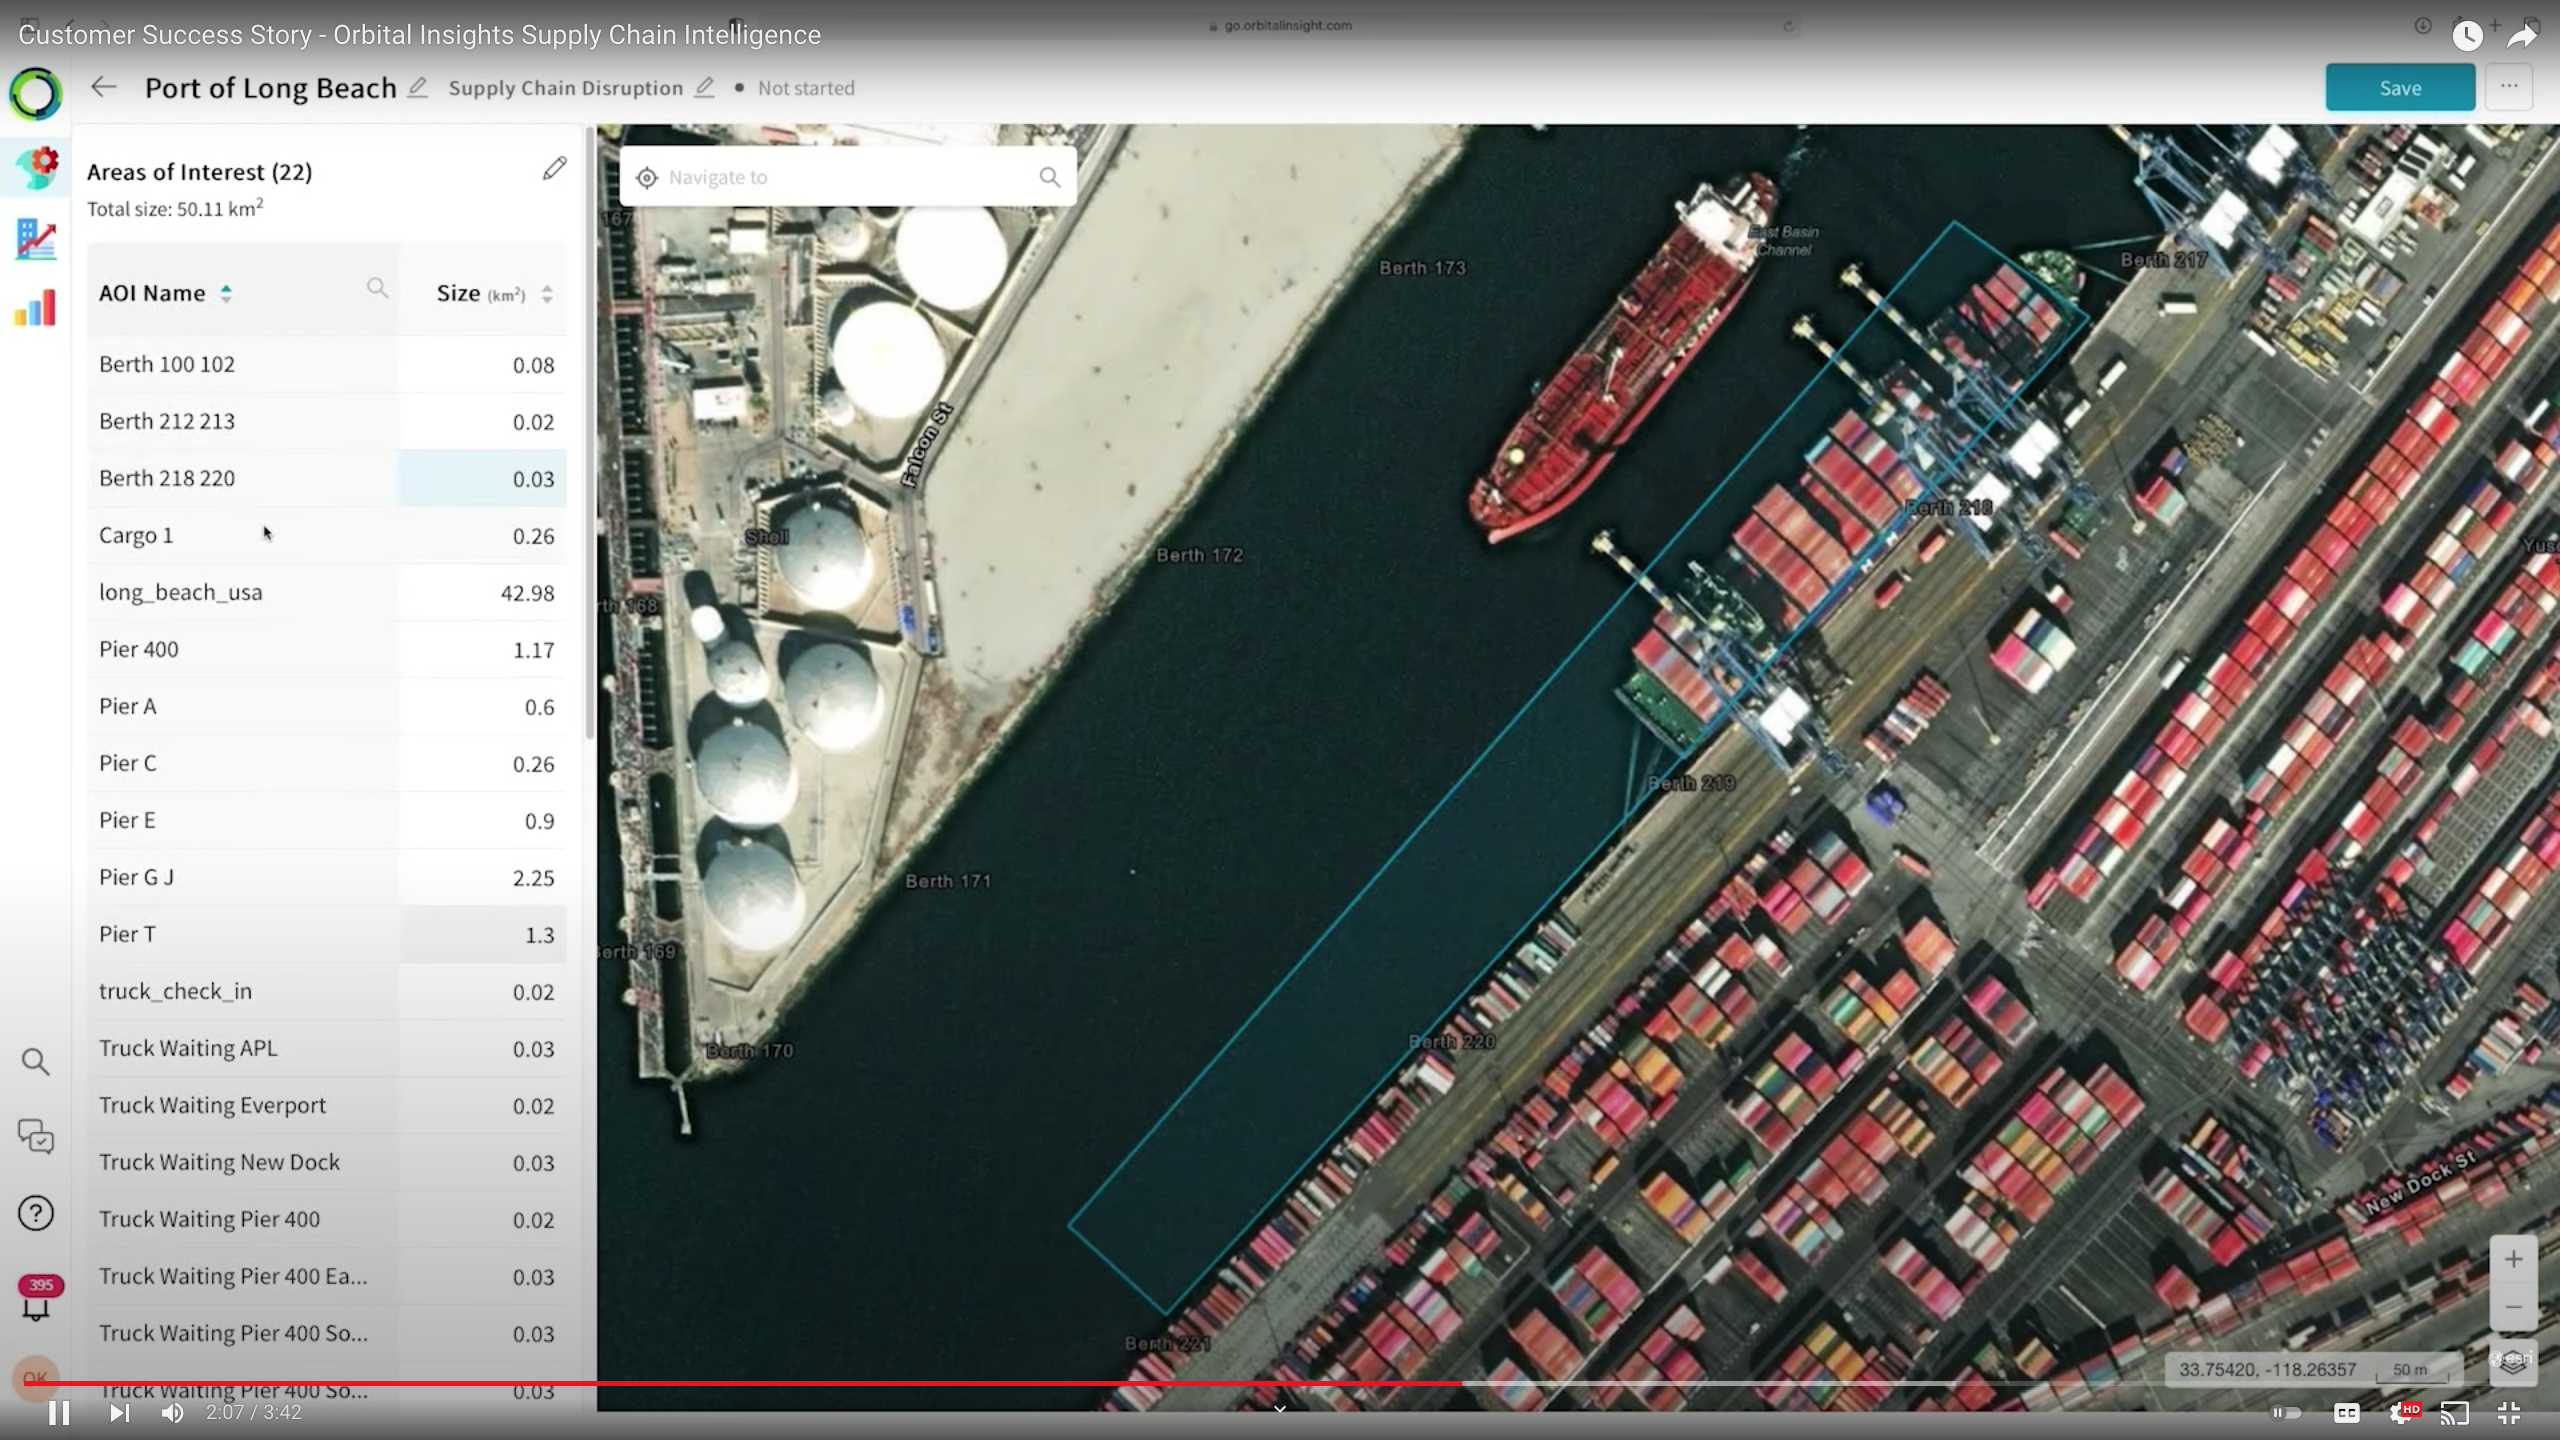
left=618, top=146, right=1079, bottom=208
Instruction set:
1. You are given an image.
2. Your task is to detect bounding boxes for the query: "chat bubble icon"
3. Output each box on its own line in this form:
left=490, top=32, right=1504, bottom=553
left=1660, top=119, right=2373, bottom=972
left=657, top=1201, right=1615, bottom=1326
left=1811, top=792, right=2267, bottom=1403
left=23, top=1131, right=50, bottom=1154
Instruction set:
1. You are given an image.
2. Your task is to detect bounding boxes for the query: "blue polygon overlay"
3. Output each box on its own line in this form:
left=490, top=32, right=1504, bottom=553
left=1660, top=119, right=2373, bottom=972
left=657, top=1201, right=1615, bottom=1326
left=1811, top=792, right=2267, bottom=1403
left=1071, top=224, right=2086, bottom=1313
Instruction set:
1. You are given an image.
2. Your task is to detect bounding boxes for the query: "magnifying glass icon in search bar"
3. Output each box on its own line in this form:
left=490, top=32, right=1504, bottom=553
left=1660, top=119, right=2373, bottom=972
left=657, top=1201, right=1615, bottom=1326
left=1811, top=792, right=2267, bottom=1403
left=1039, top=166, right=1060, bottom=188
left=365, top=277, right=388, bottom=299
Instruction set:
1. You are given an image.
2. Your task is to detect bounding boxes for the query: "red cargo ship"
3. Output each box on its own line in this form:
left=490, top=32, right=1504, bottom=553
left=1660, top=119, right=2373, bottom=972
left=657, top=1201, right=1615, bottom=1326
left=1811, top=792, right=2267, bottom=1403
left=1470, top=174, right=1778, bottom=544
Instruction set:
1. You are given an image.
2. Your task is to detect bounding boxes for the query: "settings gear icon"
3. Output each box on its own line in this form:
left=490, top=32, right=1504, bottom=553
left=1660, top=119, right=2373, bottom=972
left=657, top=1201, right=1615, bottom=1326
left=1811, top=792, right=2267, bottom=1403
left=29, top=145, right=59, bottom=174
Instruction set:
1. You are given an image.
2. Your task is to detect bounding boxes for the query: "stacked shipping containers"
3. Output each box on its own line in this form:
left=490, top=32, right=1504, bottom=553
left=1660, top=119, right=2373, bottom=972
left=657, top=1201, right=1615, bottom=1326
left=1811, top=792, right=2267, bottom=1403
left=1115, top=817, right=1866, bottom=1404
left=1902, top=915, right=1959, bottom=978
left=1547, top=1245, right=1643, bottom=1346
left=2382, top=622, right=2560, bottom=896
left=1587, top=1304, right=1710, bottom=1412
left=1945, top=1062, right=2144, bottom=1273
left=2239, top=633, right=2392, bottom=813
left=1989, top=601, right=2079, bottom=693
left=1906, top=1013, right=2006, bottom=1109
left=1505, top=1304, right=1584, bottom=1384
left=2343, top=1087, right=2560, bottom=1245
left=2117, top=806, right=2266, bottom=992
left=1754, top=1317, right=1914, bottom=1412
left=2031, top=217, right=2560, bottom=915
left=2132, top=442, right=2191, bottom=526
left=1866, top=1085, right=1936, bottom=1158
left=2378, top=472, right=2523, bottom=636
left=2443, top=979, right=2555, bottom=1101
left=1729, top=266, right=2059, bottom=629
left=1946, top=263, right=2072, bottom=367
left=1881, top=1234, right=1972, bottom=1321
left=1864, top=670, right=1950, bottom=762
left=1639, top=1164, right=1744, bottom=1244
left=1728, top=1024, right=1848, bottom=1155
left=2441, top=785, right=2560, bottom=972
left=2143, top=1129, right=2277, bottom=1268
left=1911, top=1090, right=2560, bottom=1414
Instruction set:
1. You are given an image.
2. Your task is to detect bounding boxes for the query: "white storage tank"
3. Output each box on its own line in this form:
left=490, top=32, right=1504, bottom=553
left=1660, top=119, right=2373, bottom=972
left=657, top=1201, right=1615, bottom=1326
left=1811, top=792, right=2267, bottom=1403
left=784, top=642, right=885, bottom=752
left=894, top=206, right=1007, bottom=312
left=693, top=717, right=799, bottom=828
left=831, top=301, right=946, bottom=421
left=701, top=834, right=807, bottom=952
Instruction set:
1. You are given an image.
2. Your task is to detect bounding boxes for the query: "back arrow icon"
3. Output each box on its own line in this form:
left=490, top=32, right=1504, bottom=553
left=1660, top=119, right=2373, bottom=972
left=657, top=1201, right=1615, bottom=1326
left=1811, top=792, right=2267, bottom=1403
left=90, top=76, right=114, bottom=96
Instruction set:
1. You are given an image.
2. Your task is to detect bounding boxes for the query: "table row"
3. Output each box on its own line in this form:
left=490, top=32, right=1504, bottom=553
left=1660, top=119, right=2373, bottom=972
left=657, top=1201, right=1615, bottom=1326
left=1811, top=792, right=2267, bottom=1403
left=71, top=1076, right=583, bottom=1136
left=85, top=960, right=588, bottom=1016
left=86, top=792, right=578, bottom=849
left=79, top=1129, right=581, bottom=1194
left=88, top=336, right=573, bottom=394
left=92, top=562, right=584, bottom=622
left=87, top=449, right=577, bottom=512
left=82, top=1016, right=583, bottom=1081
left=86, top=677, right=580, bottom=735
left=76, top=1294, right=584, bottom=1373
left=91, top=619, right=581, bottom=680
left=87, top=395, right=578, bottom=457
left=79, top=844, right=576, bottom=906
left=87, top=734, right=584, bottom=790
left=65, top=1243, right=581, bottom=1308
left=89, top=508, right=579, bottom=565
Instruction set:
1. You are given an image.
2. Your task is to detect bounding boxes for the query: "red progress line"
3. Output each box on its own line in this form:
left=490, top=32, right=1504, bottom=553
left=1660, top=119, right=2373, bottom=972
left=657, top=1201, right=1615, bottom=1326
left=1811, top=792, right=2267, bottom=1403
left=51, top=1380, right=1461, bottom=1388
left=15, top=222, right=54, bottom=256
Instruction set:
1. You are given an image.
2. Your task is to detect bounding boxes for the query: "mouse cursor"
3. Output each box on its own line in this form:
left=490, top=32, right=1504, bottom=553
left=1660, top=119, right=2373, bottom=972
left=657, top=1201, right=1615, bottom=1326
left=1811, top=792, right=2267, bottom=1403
left=262, top=526, right=274, bottom=541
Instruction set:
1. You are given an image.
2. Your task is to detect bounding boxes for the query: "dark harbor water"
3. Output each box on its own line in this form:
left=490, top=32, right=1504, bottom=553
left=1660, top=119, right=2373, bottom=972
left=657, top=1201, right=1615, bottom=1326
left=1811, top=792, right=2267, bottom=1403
left=598, top=125, right=2159, bottom=1407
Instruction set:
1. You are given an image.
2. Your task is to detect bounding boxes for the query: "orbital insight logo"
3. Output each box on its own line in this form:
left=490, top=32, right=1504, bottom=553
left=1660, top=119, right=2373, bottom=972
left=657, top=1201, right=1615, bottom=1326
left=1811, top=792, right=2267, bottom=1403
left=8, top=69, right=61, bottom=123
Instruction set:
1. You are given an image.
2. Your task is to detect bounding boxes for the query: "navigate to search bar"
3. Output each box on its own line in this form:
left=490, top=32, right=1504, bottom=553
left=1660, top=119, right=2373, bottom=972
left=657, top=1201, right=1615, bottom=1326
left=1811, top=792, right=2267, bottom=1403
left=618, top=145, right=1079, bottom=207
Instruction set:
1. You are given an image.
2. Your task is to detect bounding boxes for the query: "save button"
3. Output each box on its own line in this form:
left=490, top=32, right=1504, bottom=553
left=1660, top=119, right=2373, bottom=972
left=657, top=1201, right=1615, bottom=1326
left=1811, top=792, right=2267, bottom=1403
left=2327, top=63, right=2477, bottom=111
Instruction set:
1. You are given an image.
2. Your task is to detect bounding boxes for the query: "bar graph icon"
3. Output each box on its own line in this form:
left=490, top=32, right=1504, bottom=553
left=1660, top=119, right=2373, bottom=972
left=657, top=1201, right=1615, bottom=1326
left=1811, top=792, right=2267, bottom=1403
left=12, top=286, right=53, bottom=325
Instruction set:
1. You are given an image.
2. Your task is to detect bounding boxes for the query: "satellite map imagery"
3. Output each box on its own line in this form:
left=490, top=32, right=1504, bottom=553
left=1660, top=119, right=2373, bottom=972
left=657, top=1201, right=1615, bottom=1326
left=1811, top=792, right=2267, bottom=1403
left=592, top=120, right=2560, bottom=1414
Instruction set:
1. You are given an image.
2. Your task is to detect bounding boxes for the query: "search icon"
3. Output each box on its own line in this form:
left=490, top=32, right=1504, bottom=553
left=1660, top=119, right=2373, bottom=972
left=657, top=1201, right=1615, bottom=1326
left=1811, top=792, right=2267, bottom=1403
left=1038, top=166, right=1060, bottom=188
left=365, top=276, right=388, bottom=299
left=19, top=1049, right=46, bottom=1077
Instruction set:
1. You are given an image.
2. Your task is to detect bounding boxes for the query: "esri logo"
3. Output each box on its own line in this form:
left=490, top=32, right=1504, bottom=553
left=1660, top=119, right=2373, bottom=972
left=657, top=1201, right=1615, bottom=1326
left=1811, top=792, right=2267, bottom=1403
left=7, top=69, right=60, bottom=123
